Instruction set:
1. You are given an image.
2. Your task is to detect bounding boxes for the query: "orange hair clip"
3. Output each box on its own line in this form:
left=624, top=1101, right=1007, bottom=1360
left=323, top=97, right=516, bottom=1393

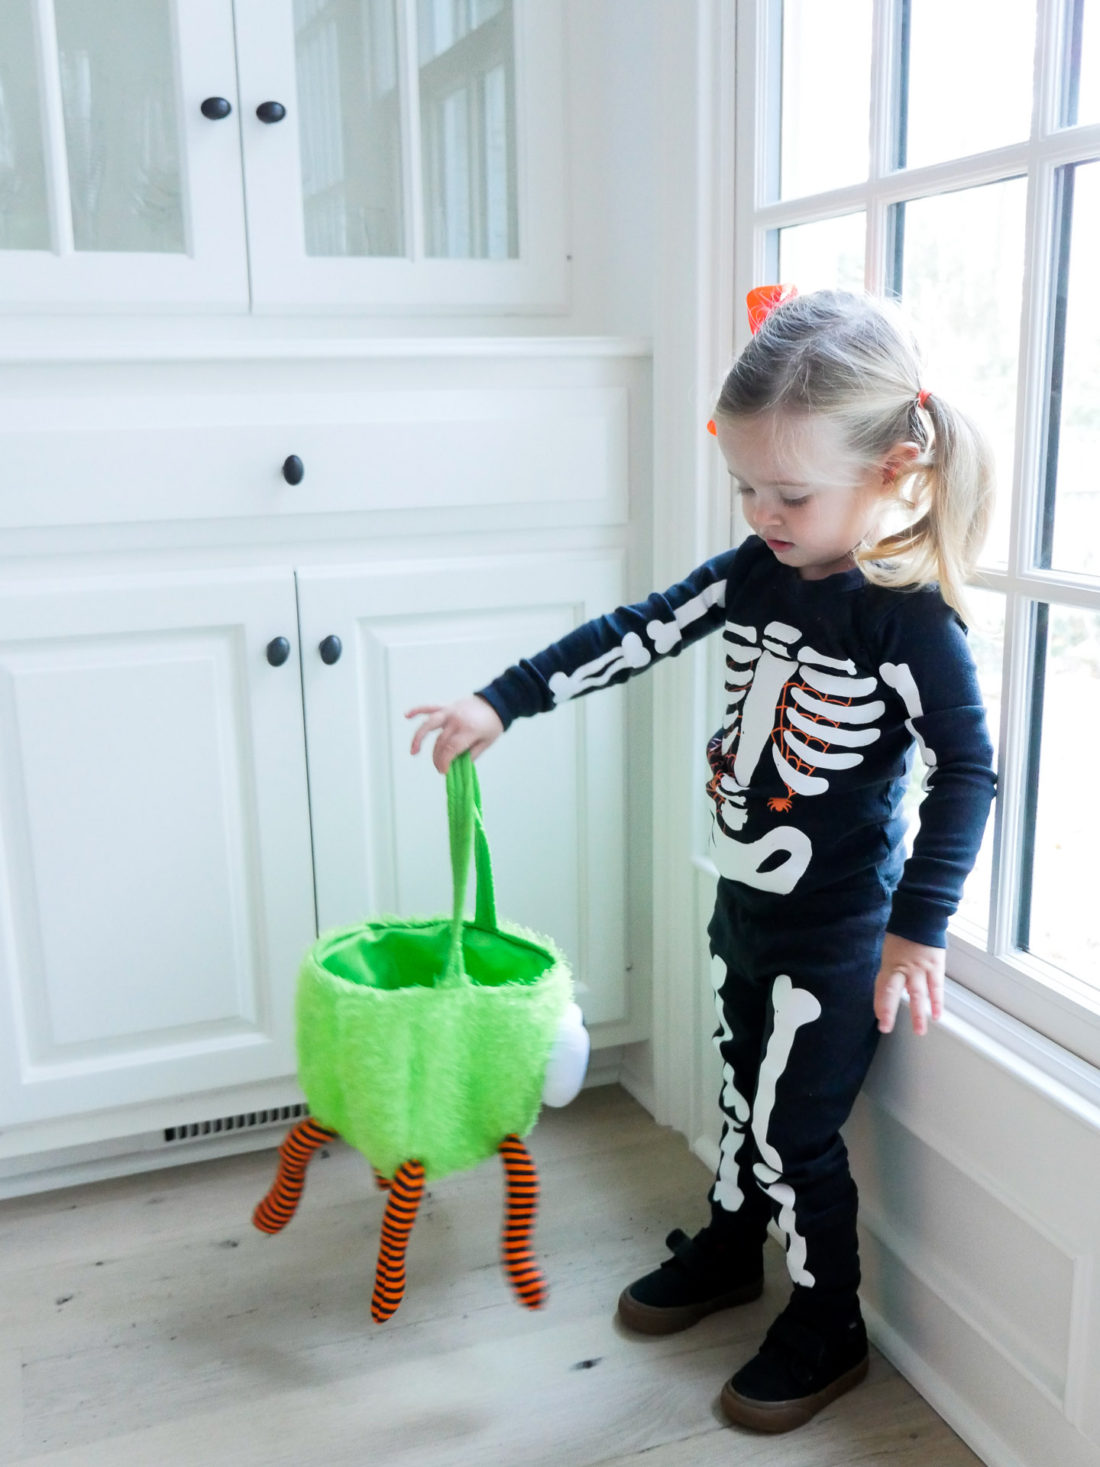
left=746, top=283, right=798, bottom=334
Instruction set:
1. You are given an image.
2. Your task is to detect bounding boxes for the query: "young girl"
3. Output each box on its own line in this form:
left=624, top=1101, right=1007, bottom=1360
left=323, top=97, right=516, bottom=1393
left=408, top=289, right=996, bottom=1435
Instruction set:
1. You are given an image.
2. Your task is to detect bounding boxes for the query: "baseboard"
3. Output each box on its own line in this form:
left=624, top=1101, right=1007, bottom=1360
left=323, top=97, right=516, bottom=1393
left=864, top=1301, right=1023, bottom=1467
left=0, top=1120, right=297, bottom=1200
left=0, top=1053, right=628, bottom=1201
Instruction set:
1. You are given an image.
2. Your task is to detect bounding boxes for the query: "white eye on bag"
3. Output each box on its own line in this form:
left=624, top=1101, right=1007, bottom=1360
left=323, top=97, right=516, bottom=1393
left=541, top=1002, right=590, bottom=1107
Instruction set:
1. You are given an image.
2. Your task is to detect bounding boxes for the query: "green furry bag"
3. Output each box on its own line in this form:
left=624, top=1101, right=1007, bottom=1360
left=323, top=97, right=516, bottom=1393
left=293, top=753, right=572, bottom=1184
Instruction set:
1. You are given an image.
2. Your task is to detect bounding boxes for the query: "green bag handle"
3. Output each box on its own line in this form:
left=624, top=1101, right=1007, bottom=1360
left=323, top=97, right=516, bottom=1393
left=442, top=753, right=498, bottom=987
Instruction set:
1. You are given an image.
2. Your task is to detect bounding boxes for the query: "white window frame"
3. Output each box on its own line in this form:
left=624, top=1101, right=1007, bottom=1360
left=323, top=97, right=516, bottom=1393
left=733, top=0, right=1100, bottom=1070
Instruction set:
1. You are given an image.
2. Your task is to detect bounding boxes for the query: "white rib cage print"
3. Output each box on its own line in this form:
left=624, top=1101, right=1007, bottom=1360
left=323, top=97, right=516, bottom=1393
left=710, top=620, right=886, bottom=817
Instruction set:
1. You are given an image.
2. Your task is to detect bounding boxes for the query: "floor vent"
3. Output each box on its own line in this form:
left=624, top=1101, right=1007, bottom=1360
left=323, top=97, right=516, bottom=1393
left=163, top=1103, right=308, bottom=1145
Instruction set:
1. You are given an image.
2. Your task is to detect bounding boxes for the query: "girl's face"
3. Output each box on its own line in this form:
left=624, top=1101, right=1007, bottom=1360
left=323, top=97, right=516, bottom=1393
left=715, top=411, right=903, bottom=581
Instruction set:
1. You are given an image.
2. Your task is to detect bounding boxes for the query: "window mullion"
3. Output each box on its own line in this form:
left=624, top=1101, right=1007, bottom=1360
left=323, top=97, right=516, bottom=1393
left=865, top=0, right=902, bottom=293
left=750, top=0, right=782, bottom=287
left=987, top=591, right=1036, bottom=960
left=32, top=0, right=75, bottom=255
left=1034, top=0, right=1069, bottom=135
left=397, top=0, right=425, bottom=261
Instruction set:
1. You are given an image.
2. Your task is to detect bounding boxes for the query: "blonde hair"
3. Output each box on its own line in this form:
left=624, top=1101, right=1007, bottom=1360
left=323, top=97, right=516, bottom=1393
left=714, top=290, right=994, bottom=620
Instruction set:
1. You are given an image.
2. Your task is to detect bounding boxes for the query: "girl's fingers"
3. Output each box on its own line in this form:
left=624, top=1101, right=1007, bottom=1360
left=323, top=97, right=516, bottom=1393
left=906, top=969, right=932, bottom=1036
left=875, top=969, right=907, bottom=1034
left=927, top=970, right=945, bottom=1021
left=408, top=710, right=446, bottom=756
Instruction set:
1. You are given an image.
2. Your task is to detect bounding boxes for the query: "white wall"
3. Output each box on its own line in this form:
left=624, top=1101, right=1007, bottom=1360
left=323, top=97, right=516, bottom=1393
left=561, top=0, right=657, bottom=338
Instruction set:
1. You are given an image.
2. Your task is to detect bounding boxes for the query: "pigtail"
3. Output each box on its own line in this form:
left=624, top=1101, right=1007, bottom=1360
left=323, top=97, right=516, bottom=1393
left=857, top=392, right=994, bottom=622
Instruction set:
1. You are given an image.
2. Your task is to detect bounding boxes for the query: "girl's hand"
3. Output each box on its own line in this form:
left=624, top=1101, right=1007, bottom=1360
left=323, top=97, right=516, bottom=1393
left=406, top=696, right=504, bottom=774
left=874, top=933, right=946, bottom=1037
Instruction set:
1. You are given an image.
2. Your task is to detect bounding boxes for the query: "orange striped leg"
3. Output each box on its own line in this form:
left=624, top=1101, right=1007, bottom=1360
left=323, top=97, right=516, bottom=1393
left=372, top=1168, right=391, bottom=1192
left=252, top=1118, right=337, bottom=1234
left=371, top=1160, right=426, bottom=1323
left=499, top=1134, right=547, bottom=1309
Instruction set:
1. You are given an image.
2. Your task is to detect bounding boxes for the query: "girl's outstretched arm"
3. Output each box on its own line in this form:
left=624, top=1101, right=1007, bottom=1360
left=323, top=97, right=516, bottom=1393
left=407, top=696, right=504, bottom=774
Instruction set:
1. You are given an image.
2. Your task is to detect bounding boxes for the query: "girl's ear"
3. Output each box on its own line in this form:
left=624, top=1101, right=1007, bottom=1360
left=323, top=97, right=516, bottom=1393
left=880, top=441, right=921, bottom=485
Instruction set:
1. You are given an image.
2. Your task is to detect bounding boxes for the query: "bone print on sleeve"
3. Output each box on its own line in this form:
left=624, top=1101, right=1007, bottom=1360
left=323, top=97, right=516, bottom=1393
left=477, top=548, right=740, bottom=729
left=878, top=593, right=997, bottom=948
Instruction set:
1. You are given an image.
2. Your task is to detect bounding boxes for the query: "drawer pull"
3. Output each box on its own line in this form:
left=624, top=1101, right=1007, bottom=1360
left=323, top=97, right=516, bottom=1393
left=200, top=97, right=232, bottom=120
left=282, top=454, right=304, bottom=485
left=266, top=637, right=291, bottom=667
left=319, top=635, right=343, bottom=666
left=256, top=101, right=287, bottom=124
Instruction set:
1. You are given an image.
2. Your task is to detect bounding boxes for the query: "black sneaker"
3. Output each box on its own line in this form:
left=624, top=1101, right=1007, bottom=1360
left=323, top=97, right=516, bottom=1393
left=719, top=1305, right=869, bottom=1433
left=616, top=1226, right=765, bottom=1336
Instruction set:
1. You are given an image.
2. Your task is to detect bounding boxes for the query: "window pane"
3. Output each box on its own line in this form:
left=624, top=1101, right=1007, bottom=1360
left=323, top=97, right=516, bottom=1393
left=1071, top=0, right=1100, bottom=126
left=900, top=179, right=1028, bottom=568
left=904, top=0, right=1035, bottom=168
left=1025, top=606, right=1100, bottom=989
left=419, top=0, right=517, bottom=259
left=294, top=0, right=403, bottom=258
left=1048, top=162, right=1100, bottom=578
left=778, top=0, right=871, bottom=200
left=55, top=0, right=185, bottom=253
left=953, top=589, right=1005, bottom=941
left=0, top=0, right=51, bottom=249
left=777, top=213, right=865, bottom=293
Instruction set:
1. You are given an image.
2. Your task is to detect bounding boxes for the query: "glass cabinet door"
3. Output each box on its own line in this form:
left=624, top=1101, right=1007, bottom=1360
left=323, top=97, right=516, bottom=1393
left=236, top=0, right=565, bottom=312
left=0, top=0, right=248, bottom=311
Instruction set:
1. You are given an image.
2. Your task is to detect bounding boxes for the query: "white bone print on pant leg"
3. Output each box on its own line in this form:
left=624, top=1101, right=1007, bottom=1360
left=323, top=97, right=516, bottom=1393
left=750, top=974, right=823, bottom=1286
left=710, top=952, right=754, bottom=1213
left=709, top=622, right=885, bottom=895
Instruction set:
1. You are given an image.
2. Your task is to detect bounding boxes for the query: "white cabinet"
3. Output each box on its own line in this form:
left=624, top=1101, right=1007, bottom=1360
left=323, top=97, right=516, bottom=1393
left=0, top=568, right=317, bottom=1125
left=0, top=0, right=566, bottom=313
left=0, top=544, right=634, bottom=1131
left=0, top=0, right=248, bottom=310
left=298, top=551, right=629, bottom=1026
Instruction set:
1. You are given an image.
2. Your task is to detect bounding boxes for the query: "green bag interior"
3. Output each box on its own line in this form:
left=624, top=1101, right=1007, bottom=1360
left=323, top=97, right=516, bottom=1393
left=316, top=920, right=553, bottom=992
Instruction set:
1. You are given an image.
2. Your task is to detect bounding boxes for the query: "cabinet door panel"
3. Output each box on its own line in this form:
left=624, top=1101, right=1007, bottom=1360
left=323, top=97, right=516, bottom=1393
left=0, top=570, right=315, bottom=1125
left=298, top=554, right=629, bottom=1026
left=0, top=0, right=248, bottom=311
left=235, top=0, right=566, bottom=311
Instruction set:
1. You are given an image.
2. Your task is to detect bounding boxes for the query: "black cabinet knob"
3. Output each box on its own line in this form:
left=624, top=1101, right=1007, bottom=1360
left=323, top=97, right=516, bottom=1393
left=282, top=454, right=304, bottom=485
left=266, top=636, right=291, bottom=667
left=256, top=101, right=287, bottom=124
left=319, top=635, right=342, bottom=665
left=200, top=97, right=232, bottom=120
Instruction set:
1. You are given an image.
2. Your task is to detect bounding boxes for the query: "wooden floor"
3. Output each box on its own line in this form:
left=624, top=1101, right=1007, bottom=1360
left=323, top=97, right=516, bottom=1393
left=0, top=1086, right=983, bottom=1466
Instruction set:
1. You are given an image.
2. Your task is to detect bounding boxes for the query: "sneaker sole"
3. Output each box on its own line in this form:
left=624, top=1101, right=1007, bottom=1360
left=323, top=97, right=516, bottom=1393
left=616, top=1275, right=765, bottom=1336
left=718, top=1352, right=869, bottom=1433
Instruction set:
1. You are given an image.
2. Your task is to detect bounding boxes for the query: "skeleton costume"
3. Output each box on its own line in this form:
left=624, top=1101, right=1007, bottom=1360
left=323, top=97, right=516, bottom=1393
left=478, top=534, right=996, bottom=1323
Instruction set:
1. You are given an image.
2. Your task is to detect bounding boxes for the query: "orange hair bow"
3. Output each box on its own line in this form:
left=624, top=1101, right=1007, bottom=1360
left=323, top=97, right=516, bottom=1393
left=746, top=283, right=798, bottom=334
left=707, top=284, right=801, bottom=435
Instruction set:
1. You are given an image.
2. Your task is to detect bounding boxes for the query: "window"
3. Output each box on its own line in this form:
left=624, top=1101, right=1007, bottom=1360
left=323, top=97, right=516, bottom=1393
left=734, top=0, right=1100, bottom=1066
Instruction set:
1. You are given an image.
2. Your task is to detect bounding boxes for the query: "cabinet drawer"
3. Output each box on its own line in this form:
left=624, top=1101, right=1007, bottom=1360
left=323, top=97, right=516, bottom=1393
left=0, top=386, right=628, bottom=531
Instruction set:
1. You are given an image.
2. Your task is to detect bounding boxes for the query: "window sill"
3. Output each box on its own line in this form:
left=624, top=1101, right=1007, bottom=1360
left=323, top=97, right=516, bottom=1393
left=942, top=973, right=1100, bottom=1122
left=947, top=934, right=1100, bottom=1073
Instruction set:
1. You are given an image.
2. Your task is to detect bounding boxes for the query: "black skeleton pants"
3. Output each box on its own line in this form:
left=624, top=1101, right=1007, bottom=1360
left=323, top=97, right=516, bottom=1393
left=705, top=878, right=889, bottom=1320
